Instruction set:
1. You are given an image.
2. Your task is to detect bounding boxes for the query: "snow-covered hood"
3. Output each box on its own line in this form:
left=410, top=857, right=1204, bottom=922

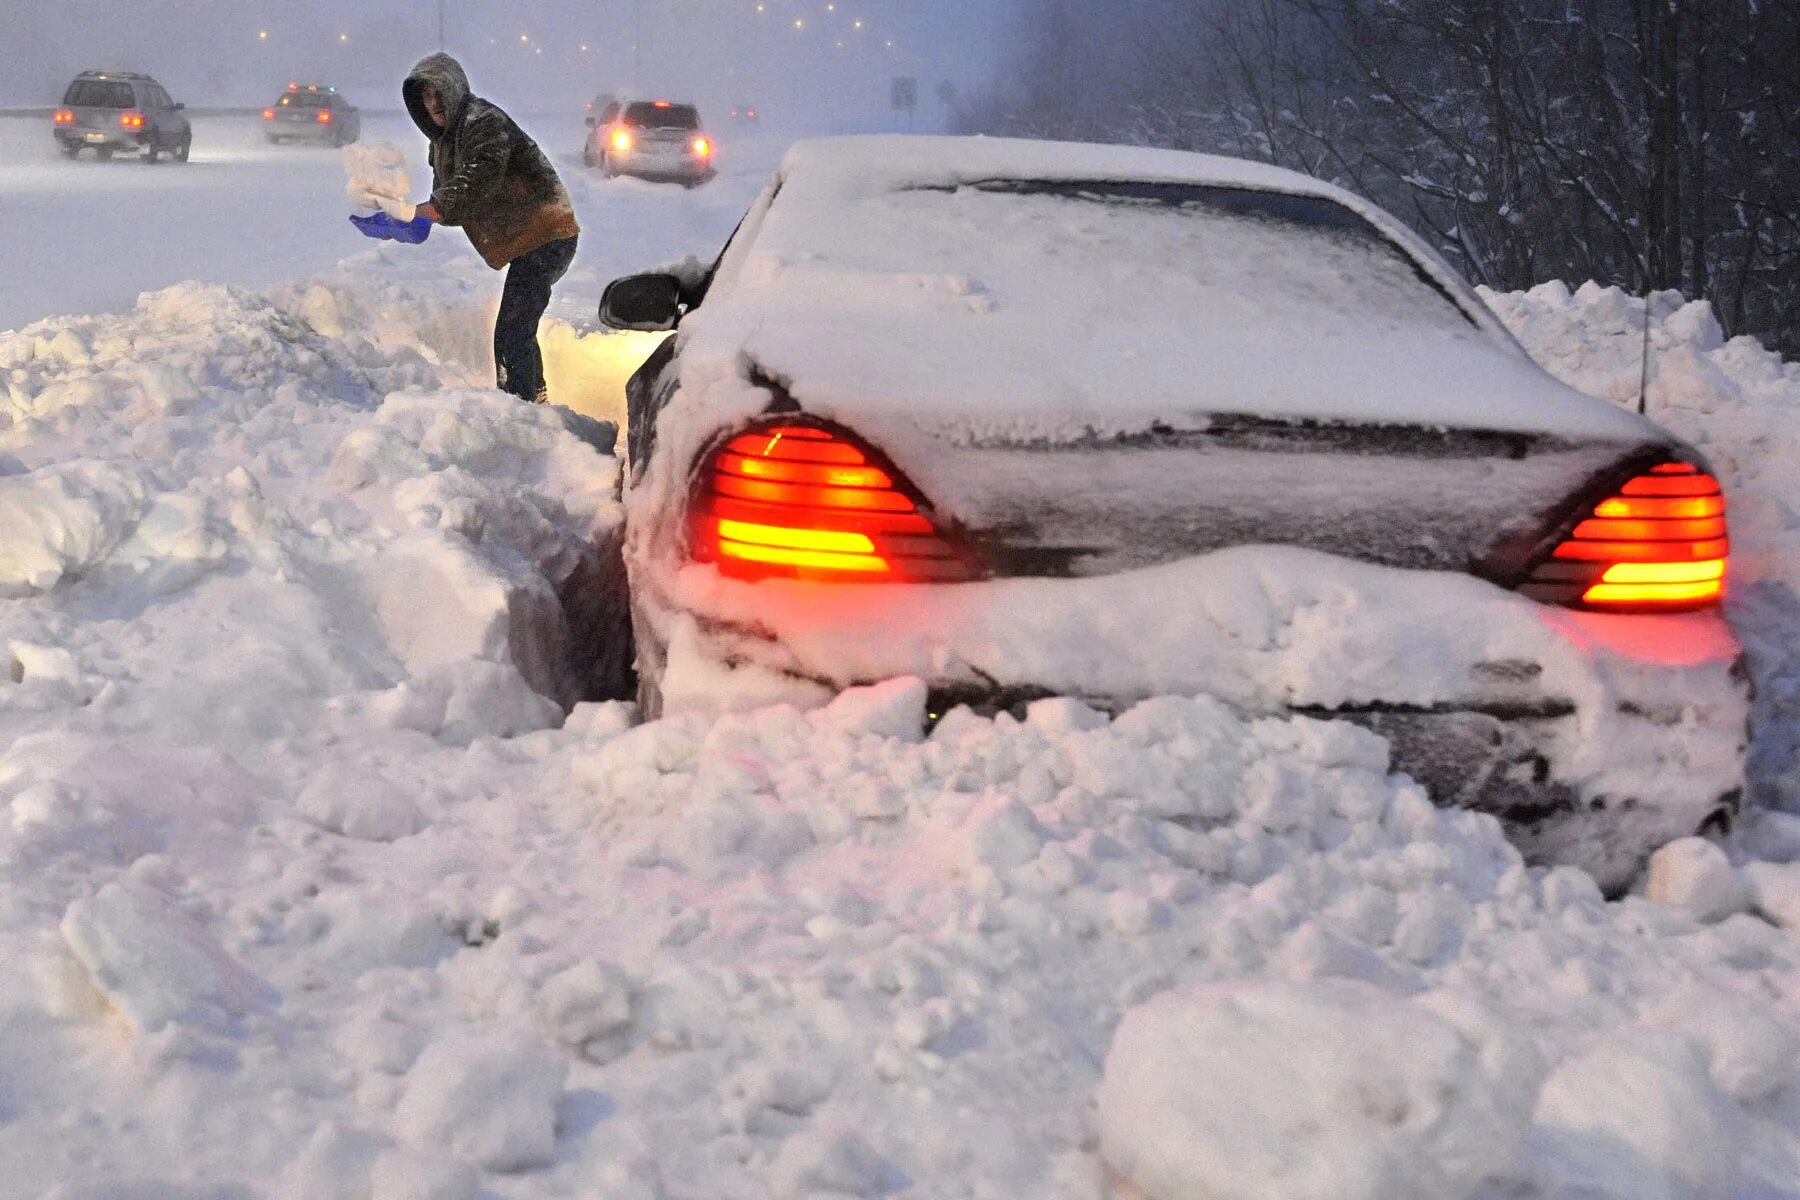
left=676, top=137, right=1656, bottom=447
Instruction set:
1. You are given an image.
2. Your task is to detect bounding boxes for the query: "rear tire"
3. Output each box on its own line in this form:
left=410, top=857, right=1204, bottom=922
left=144, top=143, right=159, bottom=164
left=174, top=134, right=190, bottom=163
left=60, top=144, right=79, bottom=159
left=95, top=147, right=113, bottom=162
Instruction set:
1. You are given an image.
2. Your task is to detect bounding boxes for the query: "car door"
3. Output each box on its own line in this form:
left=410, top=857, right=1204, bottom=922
left=140, top=84, right=163, bottom=145
left=146, top=83, right=177, bottom=145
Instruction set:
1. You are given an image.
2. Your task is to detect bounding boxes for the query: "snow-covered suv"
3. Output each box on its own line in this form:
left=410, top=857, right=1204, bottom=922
left=597, top=135, right=1750, bottom=891
left=53, top=70, right=191, bottom=163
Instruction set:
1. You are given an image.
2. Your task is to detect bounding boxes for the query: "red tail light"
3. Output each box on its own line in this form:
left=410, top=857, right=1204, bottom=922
left=263, top=108, right=275, bottom=120
left=120, top=112, right=145, bottom=129
left=692, top=137, right=711, bottom=157
left=54, top=110, right=74, bottom=125
left=317, top=110, right=333, bottom=124
left=1522, top=462, right=1728, bottom=610
left=691, top=423, right=979, bottom=582
left=611, top=129, right=632, bottom=152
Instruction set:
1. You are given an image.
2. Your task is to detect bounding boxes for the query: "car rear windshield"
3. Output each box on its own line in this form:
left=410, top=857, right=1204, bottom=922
left=892, top=180, right=1476, bottom=330
left=278, top=93, right=329, bottom=108
left=622, top=102, right=700, bottom=129
left=63, top=80, right=135, bottom=108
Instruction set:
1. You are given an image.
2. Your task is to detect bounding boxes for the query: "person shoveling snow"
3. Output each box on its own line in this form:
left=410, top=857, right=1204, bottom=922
left=402, top=52, right=581, bottom=405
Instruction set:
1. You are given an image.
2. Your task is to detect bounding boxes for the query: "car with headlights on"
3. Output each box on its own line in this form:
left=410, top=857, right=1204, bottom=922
left=263, top=83, right=360, bottom=146
left=52, top=70, right=191, bottom=162
left=585, top=99, right=714, bottom=185
left=595, top=135, right=1749, bottom=891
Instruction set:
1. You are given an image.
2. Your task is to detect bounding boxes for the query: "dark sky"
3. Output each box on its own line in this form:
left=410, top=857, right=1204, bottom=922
left=2, top=0, right=1013, bottom=120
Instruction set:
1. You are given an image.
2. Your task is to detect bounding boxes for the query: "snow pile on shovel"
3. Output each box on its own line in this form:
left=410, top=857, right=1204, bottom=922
left=345, top=142, right=417, bottom=222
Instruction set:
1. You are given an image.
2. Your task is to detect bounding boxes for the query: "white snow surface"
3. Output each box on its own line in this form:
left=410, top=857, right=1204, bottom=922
left=1, top=135, right=1799, bottom=1199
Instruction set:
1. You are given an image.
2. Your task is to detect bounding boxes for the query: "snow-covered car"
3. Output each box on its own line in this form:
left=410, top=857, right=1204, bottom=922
left=584, top=99, right=714, bottom=185
left=596, top=135, right=1749, bottom=889
left=52, top=70, right=191, bottom=163
left=262, top=83, right=360, bottom=146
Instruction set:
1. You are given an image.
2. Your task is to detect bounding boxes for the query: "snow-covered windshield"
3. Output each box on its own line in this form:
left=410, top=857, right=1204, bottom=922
left=886, top=180, right=1474, bottom=333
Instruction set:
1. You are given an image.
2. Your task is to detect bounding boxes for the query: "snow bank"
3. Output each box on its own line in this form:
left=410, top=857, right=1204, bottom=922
left=2, top=233, right=1798, bottom=1200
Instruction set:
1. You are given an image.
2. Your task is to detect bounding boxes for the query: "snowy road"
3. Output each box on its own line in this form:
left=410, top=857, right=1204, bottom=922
left=1, top=116, right=1799, bottom=1200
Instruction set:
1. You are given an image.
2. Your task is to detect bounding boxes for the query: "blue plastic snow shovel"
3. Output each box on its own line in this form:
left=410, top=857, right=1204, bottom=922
left=348, top=212, right=433, bottom=244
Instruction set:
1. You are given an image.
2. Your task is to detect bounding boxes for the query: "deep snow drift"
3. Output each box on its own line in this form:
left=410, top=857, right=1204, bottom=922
left=1, top=152, right=1799, bottom=1199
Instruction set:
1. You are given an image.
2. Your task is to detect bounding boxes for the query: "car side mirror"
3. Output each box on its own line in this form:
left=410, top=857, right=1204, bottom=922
left=174, top=102, right=185, bottom=110
left=600, top=274, right=685, bottom=331
left=585, top=116, right=597, bottom=128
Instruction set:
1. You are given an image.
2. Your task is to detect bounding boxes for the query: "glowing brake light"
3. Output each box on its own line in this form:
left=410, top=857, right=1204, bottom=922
left=654, top=99, right=671, bottom=107
left=691, top=424, right=979, bottom=583
left=262, top=108, right=275, bottom=120
left=611, top=129, right=632, bottom=152
left=316, top=110, right=332, bottom=124
left=54, top=110, right=74, bottom=124
left=120, top=112, right=145, bottom=129
left=1522, top=462, right=1728, bottom=610
left=692, top=137, right=711, bottom=157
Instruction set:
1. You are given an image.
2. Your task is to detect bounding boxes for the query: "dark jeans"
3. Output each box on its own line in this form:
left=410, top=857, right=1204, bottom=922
left=495, top=234, right=578, bottom=404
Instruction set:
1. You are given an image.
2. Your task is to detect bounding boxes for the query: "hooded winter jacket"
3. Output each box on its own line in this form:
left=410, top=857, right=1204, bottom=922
left=402, top=53, right=579, bottom=270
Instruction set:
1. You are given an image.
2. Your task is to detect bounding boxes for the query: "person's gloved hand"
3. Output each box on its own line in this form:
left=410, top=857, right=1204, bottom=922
left=416, top=201, right=442, bottom=223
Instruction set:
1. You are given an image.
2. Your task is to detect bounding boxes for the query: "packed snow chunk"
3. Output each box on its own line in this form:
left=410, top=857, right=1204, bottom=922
left=1741, top=861, right=1800, bottom=930
left=1645, top=838, right=1745, bottom=924
left=770, top=1127, right=897, bottom=1199
left=0, top=462, right=148, bottom=593
left=1025, top=696, right=1111, bottom=735
left=1098, top=980, right=1540, bottom=1200
left=965, top=798, right=1049, bottom=871
left=370, top=1147, right=479, bottom=1200
left=436, top=660, right=564, bottom=745
left=309, top=889, right=456, bottom=979
left=296, top=762, right=422, bottom=842
left=344, top=142, right=416, bottom=221
left=277, top=1122, right=386, bottom=1200
left=537, top=960, right=635, bottom=1053
left=59, top=882, right=274, bottom=1034
left=1641, top=981, right=1800, bottom=1103
left=813, top=676, right=928, bottom=741
left=1531, top=1033, right=1742, bottom=1200
left=395, top=1024, right=567, bottom=1172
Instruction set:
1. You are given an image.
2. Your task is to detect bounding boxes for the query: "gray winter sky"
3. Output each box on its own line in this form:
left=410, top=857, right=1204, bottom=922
left=2, top=0, right=1014, bottom=121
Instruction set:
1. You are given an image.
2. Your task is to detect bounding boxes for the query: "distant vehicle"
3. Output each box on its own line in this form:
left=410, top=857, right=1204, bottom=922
left=263, top=83, right=360, bottom=146
left=52, top=70, right=191, bottom=163
left=585, top=92, right=617, bottom=121
left=596, top=134, right=1750, bottom=891
left=729, top=105, right=761, bottom=122
left=584, top=99, right=714, bottom=186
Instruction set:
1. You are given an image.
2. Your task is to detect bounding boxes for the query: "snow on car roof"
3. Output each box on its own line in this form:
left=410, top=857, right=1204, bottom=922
left=677, top=135, right=1655, bottom=445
